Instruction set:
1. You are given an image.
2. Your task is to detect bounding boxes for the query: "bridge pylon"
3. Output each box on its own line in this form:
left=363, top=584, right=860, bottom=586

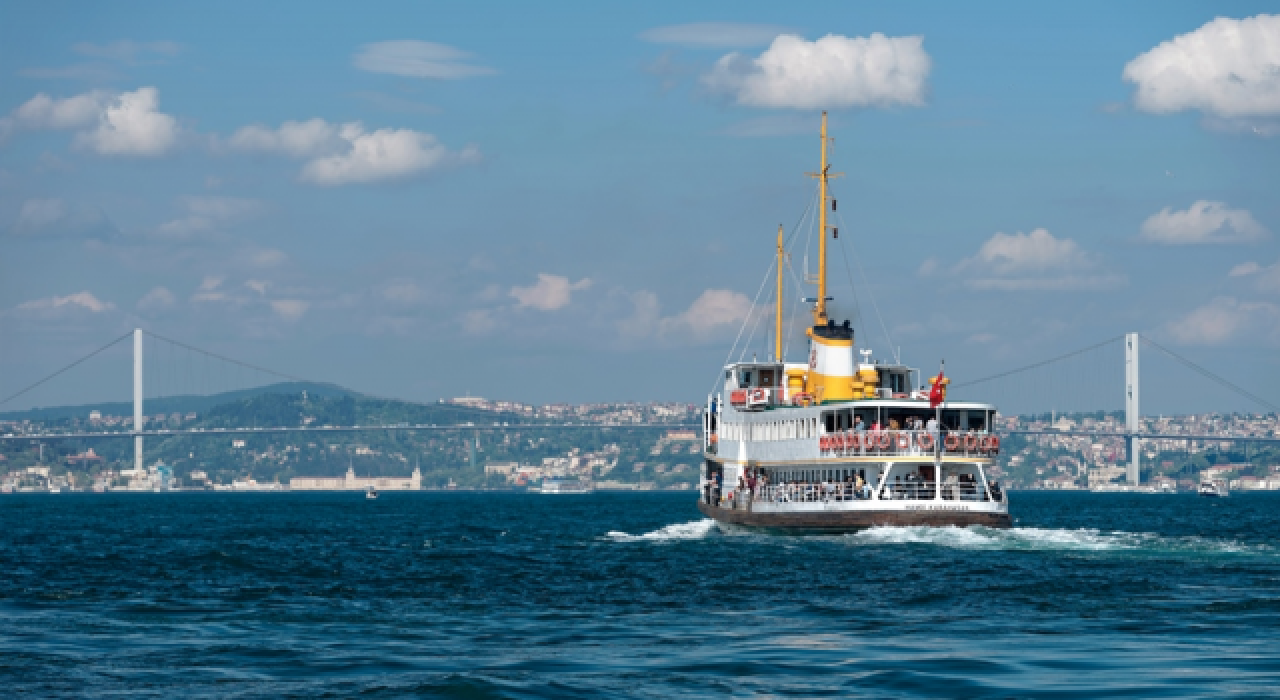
left=134, top=328, right=143, bottom=472
left=1125, top=332, right=1140, bottom=485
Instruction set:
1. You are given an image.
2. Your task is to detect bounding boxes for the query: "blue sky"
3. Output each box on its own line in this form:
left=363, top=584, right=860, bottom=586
left=1, top=1, right=1278, bottom=414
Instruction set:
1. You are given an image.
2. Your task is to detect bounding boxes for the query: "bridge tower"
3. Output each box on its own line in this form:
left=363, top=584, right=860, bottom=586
left=1125, top=332, right=1140, bottom=485
left=134, top=328, right=143, bottom=472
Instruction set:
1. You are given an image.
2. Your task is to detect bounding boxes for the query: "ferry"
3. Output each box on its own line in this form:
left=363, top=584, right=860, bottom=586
left=697, top=113, right=1011, bottom=532
left=539, top=479, right=593, bottom=495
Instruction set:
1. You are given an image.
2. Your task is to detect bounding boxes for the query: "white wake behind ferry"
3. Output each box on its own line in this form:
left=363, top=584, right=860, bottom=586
left=697, top=113, right=1011, bottom=532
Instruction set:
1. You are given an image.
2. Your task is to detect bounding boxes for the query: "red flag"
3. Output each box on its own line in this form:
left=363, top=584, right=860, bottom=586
left=929, top=369, right=946, bottom=408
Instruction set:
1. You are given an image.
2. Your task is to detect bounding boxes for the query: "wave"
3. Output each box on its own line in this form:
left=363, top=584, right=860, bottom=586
left=851, top=525, right=1271, bottom=555
left=605, top=519, right=718, bottom=543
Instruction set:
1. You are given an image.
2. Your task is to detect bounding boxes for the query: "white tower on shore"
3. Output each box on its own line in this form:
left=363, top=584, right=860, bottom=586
left=1125, top=332, right=1140, bottom=485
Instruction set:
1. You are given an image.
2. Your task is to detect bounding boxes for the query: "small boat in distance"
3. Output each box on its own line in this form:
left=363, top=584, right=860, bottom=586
left=366, top=486, right=378, bottom=500
left=1199, top=479, right=1228, bottom=498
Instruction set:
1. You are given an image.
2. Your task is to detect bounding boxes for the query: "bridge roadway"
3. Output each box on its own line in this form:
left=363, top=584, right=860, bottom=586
left=1, top=425, right=1274, bottom=443
left=0, top=423, right=701, bottom=441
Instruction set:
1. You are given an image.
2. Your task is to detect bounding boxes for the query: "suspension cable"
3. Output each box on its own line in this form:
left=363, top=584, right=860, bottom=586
left=144, top=330, right=312, bottom=385
left=1141, top=335, right=1279, bottom=413
left=951, top=335, right=1125, bottom=389
left=0, top=330, right=134, bottom=408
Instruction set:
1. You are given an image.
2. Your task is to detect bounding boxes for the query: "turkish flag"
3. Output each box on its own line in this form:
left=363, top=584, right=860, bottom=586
left=929, top=370, right=945, bottom=408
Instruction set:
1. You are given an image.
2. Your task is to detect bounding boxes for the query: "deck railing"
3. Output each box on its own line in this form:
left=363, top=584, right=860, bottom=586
left=820, top=429, right=1000, bottom=458
left=713, top=479, right=1005, bottom=506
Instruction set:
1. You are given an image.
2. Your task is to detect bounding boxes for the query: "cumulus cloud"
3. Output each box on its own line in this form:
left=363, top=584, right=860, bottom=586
left=136, top=286, right=176, bottom=311
left=73, top=87, right=179, bottom=156
left=1230, top=258, right=1280, bottom=293
left=1, top=90, right=107, bottom=137
left=191, top=275, right=229, bottom=303
left=7, top=197, right=114, bottom=239
left=1139, top=200, right=1267, bottom=244
left=229, top=118, right=341, bottom=157
left=16, top=291, right=115, bottom=314
left=1166, top=296, right=1280, bottom=345
left=353, top=40, right=494, bottom=79
left=270, top=299, right=310, bottom=321
left=231, top=118, right=477, bottom=185
left=639, top=22, right=790, bottom=49
left=659, top=289, right=753, bottom=340
left=956, top=228, right=1122, bottom=290
left=154, top=195, right=261, bottom=239
left=510, top=274, right=593, bottom=311
left=1123, top=15, right=1280, bottom=119
left=702, top=33, right=930, bottom=109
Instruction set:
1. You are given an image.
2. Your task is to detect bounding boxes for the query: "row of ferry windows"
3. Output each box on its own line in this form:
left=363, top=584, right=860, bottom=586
left=721, top=418, right=820, bottom=442
left=721, top=409, right=992, bottom=442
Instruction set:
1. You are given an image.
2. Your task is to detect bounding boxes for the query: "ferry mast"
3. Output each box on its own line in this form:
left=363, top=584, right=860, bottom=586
left=807, top=111, right=842, bottom=327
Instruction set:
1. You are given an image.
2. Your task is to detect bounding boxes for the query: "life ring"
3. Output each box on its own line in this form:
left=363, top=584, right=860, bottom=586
left=849, top=432, right=863, bottom=450
left=749, top=388, right=767, bottom=402
left=896, top=432, right=910, bottom=450
left=876, top=431, right=892, bottom=450
left=918, top=432, right=934, bottom=450
left=964, top=433, right=978, bottom=450
left=842, top=432, right=853, bottom=450
left=944, top=434, right=960, bottom=451
left=989, top=435, right=1000, bottom=453
left=820, top=436, right=829, bottom=451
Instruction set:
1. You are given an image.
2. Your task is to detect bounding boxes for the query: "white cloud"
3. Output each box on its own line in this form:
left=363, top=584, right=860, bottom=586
left=1139, top=201, right=1267, bottom=244
left=1166, top=296, right=1280, bottom=345
left=956, top=228, right=1122, bottom=290
left=12, top=198, right=67, bottom=233
left=73, top=87, right=178, bottom=156
left=154, top=196, right=260, bottom=239
left=702, top=33, right=930, bottom=109
left=229, top=118, right=341, bottom=157
left=244, top=280, right=269, bottom=295
left=1123, top=15, right=1280, bottom=118
left=382, top=281, right=425, bottom=304
left=510, top=274, right=592, bottom=311
left=233, top=118, right=477, bottom=185
left=1229, top=261, right=1261, bottom=277
left=270, top=299, right=309, bottom=321
left=639, top=22, right=790, bottom=49
left=247, top=249, right=287, bottom=268
left=2, top=91, right=107, bottom=134
left=137, top=286, right=176, bottom=311
left=354, top=40, right=494, bottom=79
left=462, top=309, right=497, bottom=335
left=659, top=289, right=752, bottom=340
left=191, top=275, right=228, bottom=303
left=17, top=291, right=115, bottom=314
left=302, top=124, right=476, bottom=185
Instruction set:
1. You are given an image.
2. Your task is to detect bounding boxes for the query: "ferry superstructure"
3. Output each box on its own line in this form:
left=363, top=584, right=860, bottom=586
left=697, top=113, right=1011, bottom=531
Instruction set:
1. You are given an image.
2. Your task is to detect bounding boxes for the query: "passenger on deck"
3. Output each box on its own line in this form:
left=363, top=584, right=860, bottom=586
left=854, top=416, right=866, bottom=433
left=990, top=480, right=1003, bottom=502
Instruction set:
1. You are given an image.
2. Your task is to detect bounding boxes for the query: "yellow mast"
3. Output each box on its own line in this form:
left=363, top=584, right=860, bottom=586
left=775, top=224, right=784, bottom=362
left=806, top=111, right=842, bottom=326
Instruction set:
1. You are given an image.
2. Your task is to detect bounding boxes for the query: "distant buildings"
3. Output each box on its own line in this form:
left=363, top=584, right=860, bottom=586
left=290, top=466, right=422, bottom=491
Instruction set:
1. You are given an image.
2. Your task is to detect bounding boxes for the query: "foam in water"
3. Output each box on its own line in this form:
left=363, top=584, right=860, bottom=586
left=606, top=519, right=718, bottom=543
left=851, top=525, right=1268, bottom=555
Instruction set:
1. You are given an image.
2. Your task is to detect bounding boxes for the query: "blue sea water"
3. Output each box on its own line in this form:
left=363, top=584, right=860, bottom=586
left=2, top=491, right=1280, bottom=698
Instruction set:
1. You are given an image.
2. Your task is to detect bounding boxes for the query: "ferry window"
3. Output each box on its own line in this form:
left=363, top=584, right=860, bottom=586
left=741, top=370, right=753, bottom=386
left=967, top=412, right=987, bottom=431
left=822, top=411, right=835, bottom=433
left=837, top=409, right=852, bottom=430
left=855, top=408, right=876, bottom=428
left=941, top=410, right=961, bottom=431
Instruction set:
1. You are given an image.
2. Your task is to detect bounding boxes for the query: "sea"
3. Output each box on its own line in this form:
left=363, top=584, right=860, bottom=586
left=2, top=491, right=1279, bottom=698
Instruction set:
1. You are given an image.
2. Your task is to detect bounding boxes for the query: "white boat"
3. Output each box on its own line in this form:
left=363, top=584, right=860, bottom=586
left=1199, top=479, right=1228, bottom=498
left=540, top=479, right=593, bottom=494
left=697, top=113, right=1010, bottom=532
left=366, top=486, right=378, bottom=500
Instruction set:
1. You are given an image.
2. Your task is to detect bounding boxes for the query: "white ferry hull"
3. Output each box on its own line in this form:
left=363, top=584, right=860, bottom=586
left=697, top=499, right=1011, bottom=531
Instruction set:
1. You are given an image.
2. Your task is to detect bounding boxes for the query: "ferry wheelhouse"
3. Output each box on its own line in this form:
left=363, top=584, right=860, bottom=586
left=698, top=114, right=1011, bottom=531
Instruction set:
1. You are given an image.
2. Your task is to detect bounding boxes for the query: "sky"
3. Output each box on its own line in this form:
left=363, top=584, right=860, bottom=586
left=1, top=1, right=1278, bottom=414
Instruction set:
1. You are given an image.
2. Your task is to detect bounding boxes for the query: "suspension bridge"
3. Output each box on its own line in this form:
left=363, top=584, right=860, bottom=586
left=1, top=327, right=1276, bottom=488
